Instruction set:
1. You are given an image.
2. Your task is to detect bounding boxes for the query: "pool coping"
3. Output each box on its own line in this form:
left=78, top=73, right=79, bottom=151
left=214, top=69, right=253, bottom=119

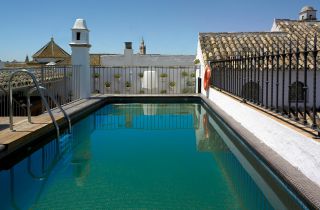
left=199, top=95, right=320, bottom=209
left=0, top=94, right=319, bottom=208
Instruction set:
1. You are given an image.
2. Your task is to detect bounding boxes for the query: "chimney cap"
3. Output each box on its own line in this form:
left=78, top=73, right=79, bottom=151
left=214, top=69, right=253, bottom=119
left=125, top=42, right=132, bottom=49
left=72, top=19, right=89, bottom=30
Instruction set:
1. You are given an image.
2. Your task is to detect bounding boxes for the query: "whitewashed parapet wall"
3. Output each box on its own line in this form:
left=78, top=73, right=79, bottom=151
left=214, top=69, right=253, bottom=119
left=91, top=66, right=196, bottom=94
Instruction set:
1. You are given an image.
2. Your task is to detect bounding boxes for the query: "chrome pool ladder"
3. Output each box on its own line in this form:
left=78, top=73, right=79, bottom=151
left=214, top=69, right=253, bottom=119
left=9, top=69, right=71, bottom=140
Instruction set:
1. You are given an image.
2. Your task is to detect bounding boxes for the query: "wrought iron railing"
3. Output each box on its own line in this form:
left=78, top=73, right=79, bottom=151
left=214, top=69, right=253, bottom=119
left=90, top=66, right=196, bottom=95
left=0, top=65, right=81, bottom=116
left=210, top=35, right=320, bottom=136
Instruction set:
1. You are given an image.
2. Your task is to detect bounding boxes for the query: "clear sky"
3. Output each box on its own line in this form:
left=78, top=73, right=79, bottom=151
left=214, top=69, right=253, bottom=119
left=0, top=0, right=319, bottom=61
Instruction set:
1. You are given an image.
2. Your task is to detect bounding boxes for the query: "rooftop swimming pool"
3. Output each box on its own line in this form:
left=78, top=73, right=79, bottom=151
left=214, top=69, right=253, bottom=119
left=0, top=102, right=310, bottom=209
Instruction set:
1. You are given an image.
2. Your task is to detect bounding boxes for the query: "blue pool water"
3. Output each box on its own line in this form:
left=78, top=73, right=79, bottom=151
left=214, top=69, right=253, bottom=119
left=0, top=103, right=308, bottom=209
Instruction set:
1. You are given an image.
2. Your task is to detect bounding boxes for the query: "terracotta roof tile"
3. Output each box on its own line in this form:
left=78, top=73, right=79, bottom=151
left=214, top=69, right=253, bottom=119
left=199, top=20, right=320, bottom=68
left=33, top=38, right=70, bottom=59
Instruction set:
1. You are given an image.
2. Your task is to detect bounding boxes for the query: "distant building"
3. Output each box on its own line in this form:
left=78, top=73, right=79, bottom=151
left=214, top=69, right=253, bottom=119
left=25, top=55, right=29, bottom=63
left=299, top=6, right=317, bottom=21
left=0, top=60, right=4, bottom=69
left=101, top=40, right=194, bottom=67
left=32, top=37, right=70, bottom=65
left=3, top=38, right=71, bottom=68
left=26, top=37, right=104, bottom=66
left=139, top=38, right=146, bottom=55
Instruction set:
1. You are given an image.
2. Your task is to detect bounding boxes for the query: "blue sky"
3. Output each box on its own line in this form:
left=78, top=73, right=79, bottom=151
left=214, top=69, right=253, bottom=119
left=0, top=0, right=319, bottom=61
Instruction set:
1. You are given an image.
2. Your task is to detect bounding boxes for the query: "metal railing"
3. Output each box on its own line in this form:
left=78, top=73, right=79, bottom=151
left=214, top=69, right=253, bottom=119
left=0, top=65, right=81, bottom=117
left=27, top=86, right=72, bottom=134
left=90, top=66, right=196, bottom=95
left=0, top=86, right=26, bottom=116
left=210, top=35, right=320, bottom=136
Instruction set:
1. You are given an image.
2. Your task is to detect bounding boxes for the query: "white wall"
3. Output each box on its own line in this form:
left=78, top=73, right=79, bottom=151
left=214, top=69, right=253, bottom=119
left=212, top=69, right=320, bottom=108
left=299, top=11, right=317, bottom=20
left=195, top=39, right=206, bottom=94
left=71, top=46, right=91, bottom=98
left=101, top=51, right=194, bottom=67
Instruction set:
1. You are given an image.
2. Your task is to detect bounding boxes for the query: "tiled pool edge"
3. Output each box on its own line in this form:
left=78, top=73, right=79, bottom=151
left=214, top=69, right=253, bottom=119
left=199, top=95, right=320, bottom=209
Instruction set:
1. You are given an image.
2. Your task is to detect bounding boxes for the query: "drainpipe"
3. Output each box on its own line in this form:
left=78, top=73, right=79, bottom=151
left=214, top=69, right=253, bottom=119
left=197, top=65, right=201, bottom=93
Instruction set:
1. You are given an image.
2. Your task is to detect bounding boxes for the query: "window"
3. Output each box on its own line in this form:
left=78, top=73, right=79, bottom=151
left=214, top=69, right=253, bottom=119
left=289, top=82, right=305, bottom=102
left=76, top=32, right=81, bottom=40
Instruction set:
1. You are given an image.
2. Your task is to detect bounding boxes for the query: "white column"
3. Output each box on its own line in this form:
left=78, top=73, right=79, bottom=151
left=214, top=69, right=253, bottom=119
left=70, top=19, right=91, bottom=99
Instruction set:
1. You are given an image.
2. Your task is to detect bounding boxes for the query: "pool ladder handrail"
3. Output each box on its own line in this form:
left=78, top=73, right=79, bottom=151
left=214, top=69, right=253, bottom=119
left=9, top=69, right=71, bottom=140
left=27, top=85, right=72, bottom=134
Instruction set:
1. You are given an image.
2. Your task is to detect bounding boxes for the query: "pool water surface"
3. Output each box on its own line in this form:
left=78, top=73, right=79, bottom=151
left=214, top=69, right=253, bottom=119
left=0, top=103, right=308, bottom=209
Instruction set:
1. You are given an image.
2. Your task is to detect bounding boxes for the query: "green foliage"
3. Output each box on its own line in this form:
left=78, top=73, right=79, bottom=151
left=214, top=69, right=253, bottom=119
left=114, top=74, right=121, bottom=79
left=92, top=72, right=100, bottom=78
left=125, top=81, right=131, bottom=87
left=67, top=72, right=73, bottom=78
left=181, top=71, right=188, bottom=77
left=160, top=90, right=167, bottom=94
left=104, top=81, right=111, bottom=88
left=169, top=81, right=176, bottom=87
left=186, top=80, right=194, bottom=86
left=160, top=73, right=168, bottom=78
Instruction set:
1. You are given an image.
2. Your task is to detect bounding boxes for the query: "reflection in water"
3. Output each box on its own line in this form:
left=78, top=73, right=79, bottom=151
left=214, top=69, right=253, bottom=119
left=202, top=113, right=210, bottom=140
left=71, top=114, right=94, bottom=187
left=71, top=139, right=91, bottom=187
left=195, top=106, right=305, bottom=210
left=95, top=104, right=200, bottom=130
